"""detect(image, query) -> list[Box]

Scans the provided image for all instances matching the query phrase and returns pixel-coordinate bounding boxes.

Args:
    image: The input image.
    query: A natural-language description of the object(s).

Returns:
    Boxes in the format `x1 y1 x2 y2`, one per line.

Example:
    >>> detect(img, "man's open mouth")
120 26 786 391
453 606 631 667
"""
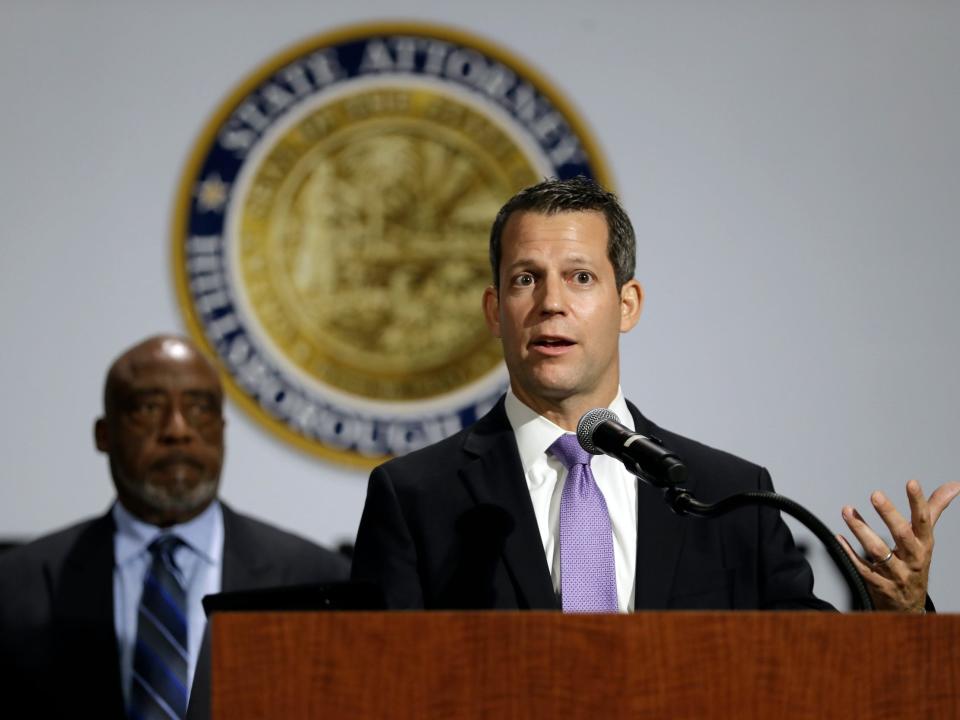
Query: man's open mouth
532 336 575 351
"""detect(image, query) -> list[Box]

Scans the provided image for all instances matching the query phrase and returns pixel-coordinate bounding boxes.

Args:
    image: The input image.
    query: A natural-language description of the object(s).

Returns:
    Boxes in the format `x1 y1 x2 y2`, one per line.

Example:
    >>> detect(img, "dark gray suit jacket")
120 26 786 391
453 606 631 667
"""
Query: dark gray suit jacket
352 397 833 611
0 502 349 718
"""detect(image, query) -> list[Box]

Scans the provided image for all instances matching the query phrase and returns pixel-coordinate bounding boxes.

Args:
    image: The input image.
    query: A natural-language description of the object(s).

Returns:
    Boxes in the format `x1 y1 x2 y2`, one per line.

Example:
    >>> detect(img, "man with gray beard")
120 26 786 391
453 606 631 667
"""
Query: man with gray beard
0 335 348 719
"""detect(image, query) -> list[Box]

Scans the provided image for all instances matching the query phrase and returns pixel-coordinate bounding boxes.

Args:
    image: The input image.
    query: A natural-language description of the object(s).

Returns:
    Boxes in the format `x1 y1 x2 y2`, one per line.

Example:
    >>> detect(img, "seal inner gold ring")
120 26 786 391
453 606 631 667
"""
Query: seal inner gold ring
238 85 539 400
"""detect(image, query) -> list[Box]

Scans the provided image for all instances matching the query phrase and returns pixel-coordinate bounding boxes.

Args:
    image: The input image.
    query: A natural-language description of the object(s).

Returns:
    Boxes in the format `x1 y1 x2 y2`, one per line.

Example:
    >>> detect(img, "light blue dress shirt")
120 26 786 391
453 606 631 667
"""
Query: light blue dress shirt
112 499 224 709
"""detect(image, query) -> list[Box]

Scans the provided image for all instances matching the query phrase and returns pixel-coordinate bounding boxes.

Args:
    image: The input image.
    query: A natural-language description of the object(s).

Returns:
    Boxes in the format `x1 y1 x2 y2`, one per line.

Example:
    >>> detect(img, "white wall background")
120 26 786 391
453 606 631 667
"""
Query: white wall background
2 1 958 610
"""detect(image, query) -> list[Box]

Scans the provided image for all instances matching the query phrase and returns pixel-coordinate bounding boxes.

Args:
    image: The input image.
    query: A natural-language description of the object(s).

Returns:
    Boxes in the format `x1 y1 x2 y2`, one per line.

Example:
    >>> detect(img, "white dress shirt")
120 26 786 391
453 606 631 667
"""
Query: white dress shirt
112 499 223 708
504 388 638 612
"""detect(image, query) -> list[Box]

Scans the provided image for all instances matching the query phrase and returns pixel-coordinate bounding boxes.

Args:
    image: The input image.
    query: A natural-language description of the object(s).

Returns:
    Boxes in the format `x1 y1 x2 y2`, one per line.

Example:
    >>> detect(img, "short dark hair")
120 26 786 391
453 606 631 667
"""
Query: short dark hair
488 176 636 289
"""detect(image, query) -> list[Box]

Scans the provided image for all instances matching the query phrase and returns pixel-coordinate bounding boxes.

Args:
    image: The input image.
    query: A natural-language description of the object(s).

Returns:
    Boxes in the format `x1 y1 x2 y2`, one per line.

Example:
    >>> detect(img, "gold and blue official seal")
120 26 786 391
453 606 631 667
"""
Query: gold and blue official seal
172 22 612 467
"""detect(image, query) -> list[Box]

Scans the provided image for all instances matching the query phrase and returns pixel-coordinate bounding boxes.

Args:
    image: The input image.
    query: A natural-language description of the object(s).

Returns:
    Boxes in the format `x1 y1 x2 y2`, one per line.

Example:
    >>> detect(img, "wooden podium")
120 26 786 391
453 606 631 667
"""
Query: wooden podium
210 611 959 718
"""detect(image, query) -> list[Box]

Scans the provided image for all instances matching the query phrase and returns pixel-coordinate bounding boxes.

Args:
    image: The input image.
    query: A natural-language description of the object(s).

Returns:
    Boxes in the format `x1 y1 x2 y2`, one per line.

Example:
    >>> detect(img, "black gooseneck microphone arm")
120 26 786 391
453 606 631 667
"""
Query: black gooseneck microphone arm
663 487 873 611
577 409 874 611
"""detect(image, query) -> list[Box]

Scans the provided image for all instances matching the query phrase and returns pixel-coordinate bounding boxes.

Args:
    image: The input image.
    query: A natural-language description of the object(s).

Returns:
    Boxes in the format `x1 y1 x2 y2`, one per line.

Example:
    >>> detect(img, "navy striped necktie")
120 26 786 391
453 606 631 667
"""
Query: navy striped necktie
130 534 189 720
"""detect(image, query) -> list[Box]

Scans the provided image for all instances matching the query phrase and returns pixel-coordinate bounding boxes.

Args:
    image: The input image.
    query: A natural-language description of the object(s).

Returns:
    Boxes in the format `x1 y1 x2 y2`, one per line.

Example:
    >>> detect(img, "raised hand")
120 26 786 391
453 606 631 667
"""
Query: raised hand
837 480 960 612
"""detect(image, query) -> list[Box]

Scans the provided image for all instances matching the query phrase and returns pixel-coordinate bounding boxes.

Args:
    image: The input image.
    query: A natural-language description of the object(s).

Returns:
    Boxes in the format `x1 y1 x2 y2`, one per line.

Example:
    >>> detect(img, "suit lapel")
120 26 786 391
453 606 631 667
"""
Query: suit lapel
220 504 271 591
628 403 691 610
459 400 558 609
51 511 125 717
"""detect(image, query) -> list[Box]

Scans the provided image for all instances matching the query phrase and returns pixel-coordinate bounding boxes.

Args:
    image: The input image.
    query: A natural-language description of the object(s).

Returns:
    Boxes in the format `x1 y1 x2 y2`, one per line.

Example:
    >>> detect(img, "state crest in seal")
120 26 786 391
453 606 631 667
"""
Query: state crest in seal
173 22 613 467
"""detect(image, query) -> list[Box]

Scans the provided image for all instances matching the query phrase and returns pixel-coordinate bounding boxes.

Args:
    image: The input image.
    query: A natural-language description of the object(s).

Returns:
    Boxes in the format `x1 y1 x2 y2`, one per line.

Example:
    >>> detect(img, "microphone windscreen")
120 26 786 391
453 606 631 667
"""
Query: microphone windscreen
576 407 620 454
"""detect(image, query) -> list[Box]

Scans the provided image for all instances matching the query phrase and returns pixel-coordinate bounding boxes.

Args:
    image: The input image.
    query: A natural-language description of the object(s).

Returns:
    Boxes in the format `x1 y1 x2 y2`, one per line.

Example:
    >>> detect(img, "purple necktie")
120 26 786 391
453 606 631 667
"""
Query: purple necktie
550 433 619 613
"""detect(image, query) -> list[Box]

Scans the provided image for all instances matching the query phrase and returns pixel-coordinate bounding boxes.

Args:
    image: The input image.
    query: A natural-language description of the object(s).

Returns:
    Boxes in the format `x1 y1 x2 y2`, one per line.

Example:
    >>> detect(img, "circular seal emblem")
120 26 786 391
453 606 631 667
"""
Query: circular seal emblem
173 22 612 467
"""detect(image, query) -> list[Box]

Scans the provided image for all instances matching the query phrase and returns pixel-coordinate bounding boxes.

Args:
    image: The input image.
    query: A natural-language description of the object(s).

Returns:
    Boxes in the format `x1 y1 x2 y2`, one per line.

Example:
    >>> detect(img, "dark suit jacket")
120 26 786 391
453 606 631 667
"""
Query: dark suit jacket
351 397 833 611
0 502 349 718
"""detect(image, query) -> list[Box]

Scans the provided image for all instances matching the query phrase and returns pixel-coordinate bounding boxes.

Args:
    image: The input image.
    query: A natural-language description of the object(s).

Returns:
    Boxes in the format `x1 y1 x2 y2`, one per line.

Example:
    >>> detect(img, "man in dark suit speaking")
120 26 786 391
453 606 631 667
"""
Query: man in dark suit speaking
352 177 957 613
0 335 348 719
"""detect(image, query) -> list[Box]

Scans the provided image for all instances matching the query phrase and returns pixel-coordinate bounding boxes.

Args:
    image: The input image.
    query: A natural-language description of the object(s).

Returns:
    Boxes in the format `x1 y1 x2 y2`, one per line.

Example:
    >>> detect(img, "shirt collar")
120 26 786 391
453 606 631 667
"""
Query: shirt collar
113 498 222 566
504 387 634 474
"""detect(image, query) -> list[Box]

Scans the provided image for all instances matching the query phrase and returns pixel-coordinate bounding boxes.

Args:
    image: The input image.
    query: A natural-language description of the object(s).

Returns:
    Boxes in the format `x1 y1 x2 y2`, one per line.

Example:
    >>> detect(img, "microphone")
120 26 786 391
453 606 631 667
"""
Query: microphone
576 408 687 487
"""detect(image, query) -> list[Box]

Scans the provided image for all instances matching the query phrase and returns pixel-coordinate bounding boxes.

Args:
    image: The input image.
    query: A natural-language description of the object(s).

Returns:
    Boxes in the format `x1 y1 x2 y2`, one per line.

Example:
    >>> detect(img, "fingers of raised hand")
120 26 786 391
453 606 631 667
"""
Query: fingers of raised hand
869 490 924 560
839 487 935 612
842 505 899 566
836 532 886 578
926 481 960 526
904 481 932 545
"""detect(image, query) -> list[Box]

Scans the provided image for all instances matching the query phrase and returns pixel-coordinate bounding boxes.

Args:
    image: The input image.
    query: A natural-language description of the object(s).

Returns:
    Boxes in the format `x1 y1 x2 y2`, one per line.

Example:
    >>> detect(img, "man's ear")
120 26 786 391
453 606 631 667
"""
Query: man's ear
619 279 644 333
482 286 501 338
94 418 109 453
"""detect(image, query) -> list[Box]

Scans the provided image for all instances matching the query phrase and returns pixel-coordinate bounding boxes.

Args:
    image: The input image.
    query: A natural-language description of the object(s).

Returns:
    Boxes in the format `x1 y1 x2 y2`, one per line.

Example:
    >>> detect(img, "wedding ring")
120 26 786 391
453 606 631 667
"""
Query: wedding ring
871 549 895 566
